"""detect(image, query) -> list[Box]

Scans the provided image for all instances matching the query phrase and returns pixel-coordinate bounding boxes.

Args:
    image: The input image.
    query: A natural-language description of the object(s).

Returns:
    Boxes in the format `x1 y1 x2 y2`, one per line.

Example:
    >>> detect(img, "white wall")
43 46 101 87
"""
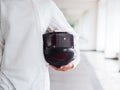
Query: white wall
54 0 98 24
74 8 97 50
54 0 120 58
54 0 98 50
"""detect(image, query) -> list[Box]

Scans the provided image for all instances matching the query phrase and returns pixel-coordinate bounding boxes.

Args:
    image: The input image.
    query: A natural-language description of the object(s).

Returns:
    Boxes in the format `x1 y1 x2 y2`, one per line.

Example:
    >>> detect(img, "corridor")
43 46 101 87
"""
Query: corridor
50 51 120 90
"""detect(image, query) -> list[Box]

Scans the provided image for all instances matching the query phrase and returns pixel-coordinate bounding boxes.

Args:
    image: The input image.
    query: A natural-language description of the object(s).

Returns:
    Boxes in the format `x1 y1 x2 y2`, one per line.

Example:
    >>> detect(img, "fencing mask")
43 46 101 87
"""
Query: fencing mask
43 32 74 67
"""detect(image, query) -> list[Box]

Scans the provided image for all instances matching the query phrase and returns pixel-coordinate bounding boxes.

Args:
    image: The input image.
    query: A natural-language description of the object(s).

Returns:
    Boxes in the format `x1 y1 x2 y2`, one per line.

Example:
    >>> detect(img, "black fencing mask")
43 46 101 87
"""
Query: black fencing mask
43 32 74 68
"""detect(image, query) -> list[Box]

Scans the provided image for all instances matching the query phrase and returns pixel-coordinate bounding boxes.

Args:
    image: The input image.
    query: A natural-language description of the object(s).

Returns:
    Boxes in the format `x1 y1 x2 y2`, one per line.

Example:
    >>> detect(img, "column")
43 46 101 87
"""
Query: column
96 0 107 51
105 0 120 58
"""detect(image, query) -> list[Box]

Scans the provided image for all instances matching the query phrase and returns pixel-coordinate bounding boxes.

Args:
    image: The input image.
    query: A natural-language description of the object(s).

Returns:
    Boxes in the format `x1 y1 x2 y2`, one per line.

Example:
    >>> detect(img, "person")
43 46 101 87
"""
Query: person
0 0 80 90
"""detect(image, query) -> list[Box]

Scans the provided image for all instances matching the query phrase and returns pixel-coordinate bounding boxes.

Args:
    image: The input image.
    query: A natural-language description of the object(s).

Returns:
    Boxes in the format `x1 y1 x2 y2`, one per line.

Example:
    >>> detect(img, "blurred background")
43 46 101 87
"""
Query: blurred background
50 0 120 90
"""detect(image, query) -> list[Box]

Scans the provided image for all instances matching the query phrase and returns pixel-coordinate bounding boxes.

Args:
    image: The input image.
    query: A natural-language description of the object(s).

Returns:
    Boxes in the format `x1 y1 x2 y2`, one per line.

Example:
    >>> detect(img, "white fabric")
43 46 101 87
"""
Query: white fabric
0 0 80 90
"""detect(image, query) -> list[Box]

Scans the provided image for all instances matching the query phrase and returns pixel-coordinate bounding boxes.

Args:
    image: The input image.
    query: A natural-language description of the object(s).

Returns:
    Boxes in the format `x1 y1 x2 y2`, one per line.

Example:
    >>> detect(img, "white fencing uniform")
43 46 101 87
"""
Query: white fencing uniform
0 0 80 90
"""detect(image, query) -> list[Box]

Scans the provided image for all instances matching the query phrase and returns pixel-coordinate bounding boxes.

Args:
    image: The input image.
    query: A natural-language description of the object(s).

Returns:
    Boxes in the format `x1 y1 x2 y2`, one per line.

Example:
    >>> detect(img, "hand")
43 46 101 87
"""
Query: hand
50 62 74 72
47 27 57 32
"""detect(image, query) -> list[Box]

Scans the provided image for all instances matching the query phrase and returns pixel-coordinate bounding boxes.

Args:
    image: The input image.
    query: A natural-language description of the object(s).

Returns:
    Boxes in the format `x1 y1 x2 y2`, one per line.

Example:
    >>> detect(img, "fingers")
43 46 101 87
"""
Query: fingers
47 27 58 32
47 28 54 32
50 62 74 72
60 63 74 71
50 65 63 71
50 65 58 70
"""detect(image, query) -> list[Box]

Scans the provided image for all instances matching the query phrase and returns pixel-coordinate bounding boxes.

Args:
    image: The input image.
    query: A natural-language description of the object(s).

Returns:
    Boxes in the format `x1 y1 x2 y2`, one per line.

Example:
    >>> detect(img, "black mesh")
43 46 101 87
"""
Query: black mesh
43 32 74 48
43 32 74 67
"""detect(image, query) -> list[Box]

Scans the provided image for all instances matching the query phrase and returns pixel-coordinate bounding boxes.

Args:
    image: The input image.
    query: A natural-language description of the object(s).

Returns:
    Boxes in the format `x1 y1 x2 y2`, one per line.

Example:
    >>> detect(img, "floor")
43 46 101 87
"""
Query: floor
84 51 120 90
49 51 120 90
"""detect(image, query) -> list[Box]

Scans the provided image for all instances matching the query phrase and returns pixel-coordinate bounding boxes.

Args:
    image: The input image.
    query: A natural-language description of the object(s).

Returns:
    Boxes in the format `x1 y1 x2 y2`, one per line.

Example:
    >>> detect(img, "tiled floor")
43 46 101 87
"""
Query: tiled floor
49 51 120 90
83 51 120 90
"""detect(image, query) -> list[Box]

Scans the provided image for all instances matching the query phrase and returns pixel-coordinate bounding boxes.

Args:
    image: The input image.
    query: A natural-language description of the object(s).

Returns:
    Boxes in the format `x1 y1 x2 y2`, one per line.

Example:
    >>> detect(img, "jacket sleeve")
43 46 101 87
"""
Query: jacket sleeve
49 1 80 68
0 30 4 66
0 7 4 66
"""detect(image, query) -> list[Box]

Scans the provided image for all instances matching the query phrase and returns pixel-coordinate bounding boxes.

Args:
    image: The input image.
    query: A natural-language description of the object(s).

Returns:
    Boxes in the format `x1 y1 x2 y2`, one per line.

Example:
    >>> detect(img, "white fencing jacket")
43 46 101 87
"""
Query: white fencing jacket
0 0 80 90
